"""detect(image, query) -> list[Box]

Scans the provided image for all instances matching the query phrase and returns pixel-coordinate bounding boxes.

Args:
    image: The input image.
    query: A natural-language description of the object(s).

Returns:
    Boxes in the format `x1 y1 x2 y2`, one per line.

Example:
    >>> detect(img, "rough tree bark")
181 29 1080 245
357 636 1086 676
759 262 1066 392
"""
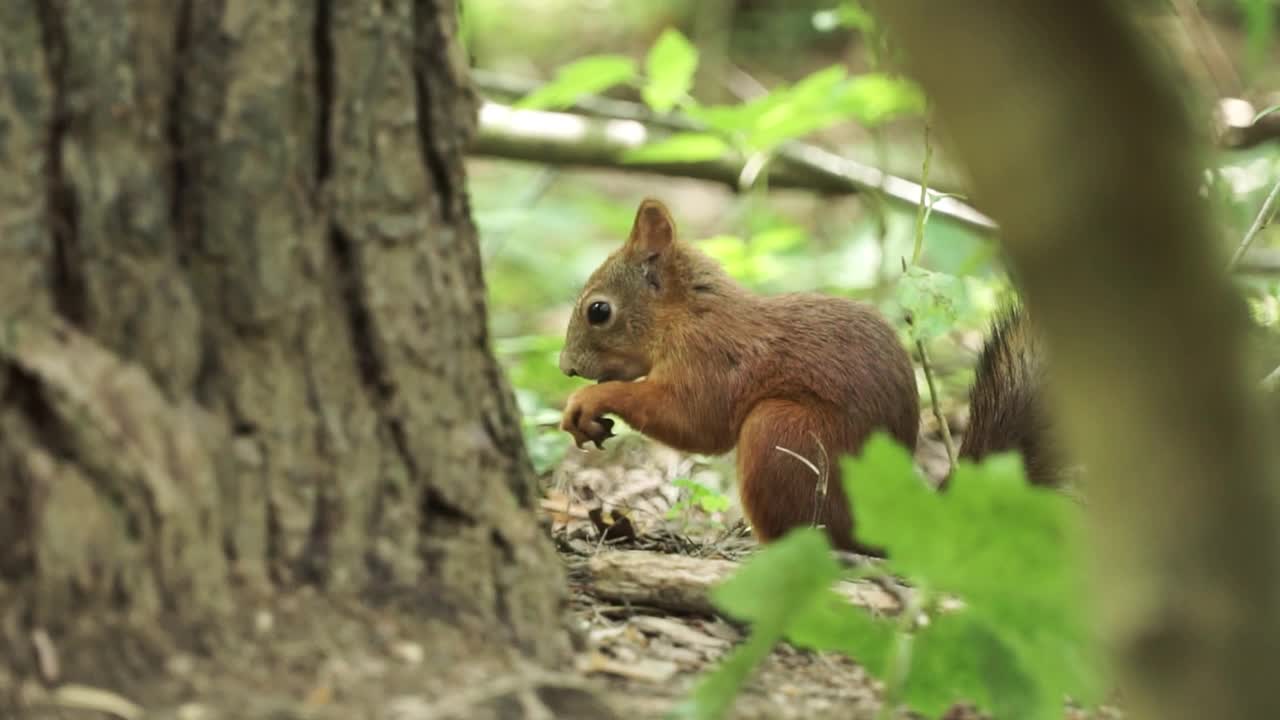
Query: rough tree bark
0 0 569 716
867 3 1280 720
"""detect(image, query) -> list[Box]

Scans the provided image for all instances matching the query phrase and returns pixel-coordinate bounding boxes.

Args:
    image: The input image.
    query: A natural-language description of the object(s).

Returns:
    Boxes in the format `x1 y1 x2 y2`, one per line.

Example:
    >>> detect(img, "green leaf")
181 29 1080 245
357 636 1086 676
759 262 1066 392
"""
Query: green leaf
745 67 850 150
695 232 794 286
903 613 1044 720
831 73 926 127
841 434 1106 717
1241 0 1276 70
783 588 896 676
643 28 699 112
672 630 776 720
515 55 637 110
671 478 731 514
839 435 945 564
683 529 839 718
697 492 730 513
621 133 730 164
711 527 839 621
686 98 776 137
895 266 969 342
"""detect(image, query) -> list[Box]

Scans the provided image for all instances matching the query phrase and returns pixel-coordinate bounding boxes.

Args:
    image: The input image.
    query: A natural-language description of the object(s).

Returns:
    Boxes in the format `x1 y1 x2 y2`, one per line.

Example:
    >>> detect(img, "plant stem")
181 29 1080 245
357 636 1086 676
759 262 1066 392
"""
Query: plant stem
1228 173 1280 272
918 335 959 470
875 588 926 720
910 117 934 266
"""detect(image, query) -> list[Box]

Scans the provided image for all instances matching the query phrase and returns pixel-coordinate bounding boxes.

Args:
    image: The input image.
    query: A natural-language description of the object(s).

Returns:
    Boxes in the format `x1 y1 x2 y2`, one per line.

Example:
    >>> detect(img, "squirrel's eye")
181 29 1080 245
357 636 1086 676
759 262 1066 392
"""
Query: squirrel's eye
587 301 611 325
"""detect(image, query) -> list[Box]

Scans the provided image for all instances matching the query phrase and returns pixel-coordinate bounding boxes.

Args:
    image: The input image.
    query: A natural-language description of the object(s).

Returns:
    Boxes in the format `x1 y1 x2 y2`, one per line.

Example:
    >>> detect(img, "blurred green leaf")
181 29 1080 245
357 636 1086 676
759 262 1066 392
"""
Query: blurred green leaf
685 97 776 138
832 73 926 127
842 434 1105 718
621 133 731 163
782 587 895 676
697 233 792 286
711 527 839 621
643 28 699 112
745 66 850 150
1241 0 1276 70
681 528 839 719
516 55 637 110
896 266 969 342
669 630 775 720
684 68 924 154
668 478 732 521
903 613 1041 719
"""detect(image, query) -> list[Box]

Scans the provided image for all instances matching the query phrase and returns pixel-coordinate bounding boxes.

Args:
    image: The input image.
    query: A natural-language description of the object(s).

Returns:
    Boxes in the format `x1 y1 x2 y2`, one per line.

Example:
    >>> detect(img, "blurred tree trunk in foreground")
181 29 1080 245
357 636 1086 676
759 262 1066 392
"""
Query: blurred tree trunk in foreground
0 0 567 715
868 3 1280 720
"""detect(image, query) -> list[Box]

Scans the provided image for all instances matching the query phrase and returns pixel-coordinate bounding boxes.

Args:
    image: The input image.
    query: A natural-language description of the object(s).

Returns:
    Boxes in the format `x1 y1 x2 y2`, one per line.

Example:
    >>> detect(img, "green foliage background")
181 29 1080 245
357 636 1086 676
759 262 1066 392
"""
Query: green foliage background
467 0 1280 473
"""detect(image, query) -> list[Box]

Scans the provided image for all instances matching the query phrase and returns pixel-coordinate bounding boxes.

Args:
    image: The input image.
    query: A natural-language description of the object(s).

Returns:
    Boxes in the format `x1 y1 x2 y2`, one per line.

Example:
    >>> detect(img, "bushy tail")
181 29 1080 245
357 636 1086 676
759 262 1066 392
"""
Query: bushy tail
956 307 1061 486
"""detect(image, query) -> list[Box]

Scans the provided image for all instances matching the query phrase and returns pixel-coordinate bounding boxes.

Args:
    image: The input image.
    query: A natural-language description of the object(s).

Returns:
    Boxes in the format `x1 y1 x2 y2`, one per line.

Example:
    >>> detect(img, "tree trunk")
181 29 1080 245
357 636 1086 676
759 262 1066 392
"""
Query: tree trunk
867 3 1280 720
0 0 568 715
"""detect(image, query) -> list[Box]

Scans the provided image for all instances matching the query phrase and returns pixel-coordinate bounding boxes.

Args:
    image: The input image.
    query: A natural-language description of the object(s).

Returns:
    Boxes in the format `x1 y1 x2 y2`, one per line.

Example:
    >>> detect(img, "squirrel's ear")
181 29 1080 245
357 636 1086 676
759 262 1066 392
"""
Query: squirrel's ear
626 198 676 259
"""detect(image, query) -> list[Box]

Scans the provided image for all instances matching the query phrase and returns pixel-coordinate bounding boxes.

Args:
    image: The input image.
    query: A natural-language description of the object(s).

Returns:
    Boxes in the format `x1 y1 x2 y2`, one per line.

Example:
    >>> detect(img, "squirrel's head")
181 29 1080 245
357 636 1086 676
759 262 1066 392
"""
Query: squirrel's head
559 198 683 383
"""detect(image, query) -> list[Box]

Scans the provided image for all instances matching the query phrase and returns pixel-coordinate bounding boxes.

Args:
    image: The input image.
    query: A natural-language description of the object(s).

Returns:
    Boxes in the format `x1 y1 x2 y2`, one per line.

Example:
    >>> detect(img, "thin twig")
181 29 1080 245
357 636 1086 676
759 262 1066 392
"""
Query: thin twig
1228 174 1280 272
775 444 827 528
900 268 956 476
916 334 958 470
910 117 933 266
810 432 832 527
774 445 822 477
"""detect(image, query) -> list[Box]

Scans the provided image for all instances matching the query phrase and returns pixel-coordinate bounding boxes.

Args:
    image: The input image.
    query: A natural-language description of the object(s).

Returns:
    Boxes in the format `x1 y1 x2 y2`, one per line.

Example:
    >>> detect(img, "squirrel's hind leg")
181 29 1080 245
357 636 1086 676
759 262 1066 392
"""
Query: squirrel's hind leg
735 399 883 556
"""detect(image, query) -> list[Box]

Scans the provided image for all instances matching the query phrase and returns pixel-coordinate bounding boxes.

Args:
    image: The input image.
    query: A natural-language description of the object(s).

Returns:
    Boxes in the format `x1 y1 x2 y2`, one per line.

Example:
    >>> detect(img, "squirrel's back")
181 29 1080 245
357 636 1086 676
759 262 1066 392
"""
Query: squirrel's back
736 292 920 446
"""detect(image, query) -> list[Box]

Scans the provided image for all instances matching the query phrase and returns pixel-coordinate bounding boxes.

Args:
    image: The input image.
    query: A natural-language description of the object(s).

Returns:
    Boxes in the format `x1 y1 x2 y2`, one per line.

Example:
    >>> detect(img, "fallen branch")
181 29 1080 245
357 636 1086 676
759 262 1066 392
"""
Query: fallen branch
577 549 906 617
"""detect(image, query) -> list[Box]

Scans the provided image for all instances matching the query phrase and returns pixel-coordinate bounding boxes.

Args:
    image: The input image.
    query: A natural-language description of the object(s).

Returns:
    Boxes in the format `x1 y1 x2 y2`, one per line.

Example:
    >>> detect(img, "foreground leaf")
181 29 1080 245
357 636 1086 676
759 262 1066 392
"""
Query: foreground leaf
842 434 1105 717
684 529 838 718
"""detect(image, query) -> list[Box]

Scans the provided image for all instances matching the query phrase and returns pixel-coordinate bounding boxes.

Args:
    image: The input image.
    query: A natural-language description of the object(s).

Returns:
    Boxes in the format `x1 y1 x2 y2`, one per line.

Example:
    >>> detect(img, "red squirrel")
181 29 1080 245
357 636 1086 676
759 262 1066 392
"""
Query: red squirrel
558 198 1058 554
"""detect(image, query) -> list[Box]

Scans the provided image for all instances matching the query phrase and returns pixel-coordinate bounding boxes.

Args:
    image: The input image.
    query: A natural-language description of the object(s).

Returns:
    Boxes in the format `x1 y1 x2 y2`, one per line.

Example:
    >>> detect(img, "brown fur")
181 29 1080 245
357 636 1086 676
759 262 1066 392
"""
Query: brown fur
559 199 919 554
559 199 1058 553
955 307 1059 486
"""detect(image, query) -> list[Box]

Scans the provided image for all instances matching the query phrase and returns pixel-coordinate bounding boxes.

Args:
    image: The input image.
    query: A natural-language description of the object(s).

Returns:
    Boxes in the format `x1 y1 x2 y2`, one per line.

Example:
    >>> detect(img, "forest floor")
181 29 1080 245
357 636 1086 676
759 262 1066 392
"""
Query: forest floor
11 425 1120 720
542 428 1117 720
540 431 893 719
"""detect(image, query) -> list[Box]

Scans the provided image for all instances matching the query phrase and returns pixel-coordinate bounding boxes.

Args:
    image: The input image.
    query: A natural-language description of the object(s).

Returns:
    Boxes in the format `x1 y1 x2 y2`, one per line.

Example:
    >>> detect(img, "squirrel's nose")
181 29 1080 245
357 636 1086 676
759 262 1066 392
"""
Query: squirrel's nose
558 352 578 377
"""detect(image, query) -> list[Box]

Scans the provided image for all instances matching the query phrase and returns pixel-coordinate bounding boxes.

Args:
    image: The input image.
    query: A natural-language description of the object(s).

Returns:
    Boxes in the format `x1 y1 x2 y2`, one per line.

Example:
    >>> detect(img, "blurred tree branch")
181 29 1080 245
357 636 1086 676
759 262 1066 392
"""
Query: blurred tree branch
865 3 1280 720
469 72 993 232
468 71 1280 275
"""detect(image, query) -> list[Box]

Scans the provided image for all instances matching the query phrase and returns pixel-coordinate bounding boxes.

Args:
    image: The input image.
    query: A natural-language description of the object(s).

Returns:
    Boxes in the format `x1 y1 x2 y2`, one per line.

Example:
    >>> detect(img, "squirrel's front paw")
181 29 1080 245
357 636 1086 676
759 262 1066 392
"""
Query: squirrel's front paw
561 387 617 449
